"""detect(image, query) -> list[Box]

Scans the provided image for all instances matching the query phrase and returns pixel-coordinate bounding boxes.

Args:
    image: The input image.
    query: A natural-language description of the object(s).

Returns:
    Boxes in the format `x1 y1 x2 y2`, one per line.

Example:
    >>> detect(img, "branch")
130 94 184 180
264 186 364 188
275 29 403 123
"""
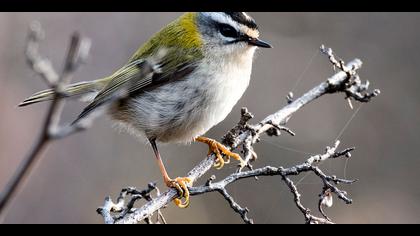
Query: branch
0 22 92 219
97 183 167 224
98 46 380 224
99 141 355 224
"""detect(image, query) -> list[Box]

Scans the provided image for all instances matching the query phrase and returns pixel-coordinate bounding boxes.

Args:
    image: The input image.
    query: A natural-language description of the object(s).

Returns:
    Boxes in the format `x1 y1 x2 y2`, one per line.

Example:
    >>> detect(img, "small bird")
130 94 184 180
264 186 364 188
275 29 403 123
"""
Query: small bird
19 12 272 207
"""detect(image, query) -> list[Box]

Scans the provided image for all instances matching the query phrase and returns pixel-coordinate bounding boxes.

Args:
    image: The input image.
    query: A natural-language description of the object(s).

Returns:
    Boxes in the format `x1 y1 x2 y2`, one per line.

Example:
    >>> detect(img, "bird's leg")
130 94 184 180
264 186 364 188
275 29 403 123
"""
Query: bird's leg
194 136 246 169
149 139 191 208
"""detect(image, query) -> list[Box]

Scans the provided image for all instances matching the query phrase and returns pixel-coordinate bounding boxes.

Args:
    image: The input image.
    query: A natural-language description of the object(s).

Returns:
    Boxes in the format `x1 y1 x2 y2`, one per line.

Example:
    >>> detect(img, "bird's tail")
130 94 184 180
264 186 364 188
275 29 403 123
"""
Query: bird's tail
18 78 109 107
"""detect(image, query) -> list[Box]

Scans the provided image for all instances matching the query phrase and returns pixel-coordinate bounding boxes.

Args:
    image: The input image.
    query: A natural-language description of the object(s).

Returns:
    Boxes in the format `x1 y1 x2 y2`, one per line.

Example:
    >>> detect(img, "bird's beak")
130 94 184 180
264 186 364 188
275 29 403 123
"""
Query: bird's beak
247 38 273 48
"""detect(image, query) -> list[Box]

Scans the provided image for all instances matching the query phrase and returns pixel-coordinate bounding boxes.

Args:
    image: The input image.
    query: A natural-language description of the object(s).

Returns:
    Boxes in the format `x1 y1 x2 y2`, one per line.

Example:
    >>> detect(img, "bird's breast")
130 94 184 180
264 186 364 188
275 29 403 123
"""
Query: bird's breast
114 54 254 144
162 56 253 142
200 58 253 126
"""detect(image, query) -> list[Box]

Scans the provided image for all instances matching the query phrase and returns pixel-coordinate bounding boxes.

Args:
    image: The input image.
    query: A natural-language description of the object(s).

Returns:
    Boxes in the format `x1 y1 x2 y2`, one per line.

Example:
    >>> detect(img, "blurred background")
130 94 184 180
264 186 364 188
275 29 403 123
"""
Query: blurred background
0 12 419 224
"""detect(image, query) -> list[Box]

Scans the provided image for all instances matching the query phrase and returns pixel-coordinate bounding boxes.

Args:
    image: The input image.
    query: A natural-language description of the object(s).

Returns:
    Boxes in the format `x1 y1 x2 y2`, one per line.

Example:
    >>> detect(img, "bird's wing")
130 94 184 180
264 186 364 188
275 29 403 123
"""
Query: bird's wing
73 47 203 124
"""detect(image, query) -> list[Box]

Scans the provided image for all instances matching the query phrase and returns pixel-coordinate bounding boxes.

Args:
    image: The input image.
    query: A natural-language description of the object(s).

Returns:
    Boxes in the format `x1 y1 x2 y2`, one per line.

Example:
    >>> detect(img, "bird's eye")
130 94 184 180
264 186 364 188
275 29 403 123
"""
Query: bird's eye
218 24 238 38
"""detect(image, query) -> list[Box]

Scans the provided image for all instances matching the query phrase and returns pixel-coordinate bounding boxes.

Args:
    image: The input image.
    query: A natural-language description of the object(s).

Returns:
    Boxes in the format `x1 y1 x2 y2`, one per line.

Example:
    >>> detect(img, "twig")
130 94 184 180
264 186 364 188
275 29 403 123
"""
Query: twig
96 182 167 224
190 141 355 224
100 140 355 224
0 22 91 219
98 46 380 224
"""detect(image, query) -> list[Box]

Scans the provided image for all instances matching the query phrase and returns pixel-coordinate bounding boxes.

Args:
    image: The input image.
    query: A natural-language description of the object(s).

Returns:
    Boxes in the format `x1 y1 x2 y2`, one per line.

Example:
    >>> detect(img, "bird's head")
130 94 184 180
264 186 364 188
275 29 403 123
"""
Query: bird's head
195 12 272 57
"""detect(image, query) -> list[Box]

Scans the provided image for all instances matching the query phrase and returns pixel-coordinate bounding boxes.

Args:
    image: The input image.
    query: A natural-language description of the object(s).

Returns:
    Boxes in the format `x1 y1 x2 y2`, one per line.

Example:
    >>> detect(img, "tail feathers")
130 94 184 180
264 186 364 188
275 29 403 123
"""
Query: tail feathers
19 79 108 107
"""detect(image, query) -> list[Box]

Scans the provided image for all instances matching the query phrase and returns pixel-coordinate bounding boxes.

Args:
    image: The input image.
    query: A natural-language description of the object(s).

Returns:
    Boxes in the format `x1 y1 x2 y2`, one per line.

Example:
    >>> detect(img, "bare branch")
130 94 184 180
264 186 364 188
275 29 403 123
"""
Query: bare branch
320 45 381 108
98 46 379 224
96 183 162 224
0 22 92 219
100 139 356 224
25 21 59 87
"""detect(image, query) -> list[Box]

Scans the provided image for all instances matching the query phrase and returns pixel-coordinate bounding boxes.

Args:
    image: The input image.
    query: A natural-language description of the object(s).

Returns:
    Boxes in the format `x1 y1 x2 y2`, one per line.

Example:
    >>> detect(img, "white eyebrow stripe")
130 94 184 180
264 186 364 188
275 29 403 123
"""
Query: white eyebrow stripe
202 12 242 32
242 12 251 20
201 12 260 39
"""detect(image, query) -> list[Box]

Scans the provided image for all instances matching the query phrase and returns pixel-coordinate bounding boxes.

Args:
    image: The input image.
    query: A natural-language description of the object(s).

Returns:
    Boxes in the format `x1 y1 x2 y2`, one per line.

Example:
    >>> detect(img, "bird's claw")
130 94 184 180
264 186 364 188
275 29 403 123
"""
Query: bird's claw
166 177 192 208
197 137 245 170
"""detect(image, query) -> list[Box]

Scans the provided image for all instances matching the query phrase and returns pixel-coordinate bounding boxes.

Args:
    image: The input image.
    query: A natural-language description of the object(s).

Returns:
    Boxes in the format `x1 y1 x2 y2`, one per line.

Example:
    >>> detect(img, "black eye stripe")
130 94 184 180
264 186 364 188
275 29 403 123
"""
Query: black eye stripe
217 23 239 38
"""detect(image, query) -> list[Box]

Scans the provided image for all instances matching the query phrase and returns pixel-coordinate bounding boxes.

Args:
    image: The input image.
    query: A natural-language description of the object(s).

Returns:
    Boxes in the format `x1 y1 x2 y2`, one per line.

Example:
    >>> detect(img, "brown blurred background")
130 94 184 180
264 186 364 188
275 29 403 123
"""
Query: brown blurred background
0 12 419 224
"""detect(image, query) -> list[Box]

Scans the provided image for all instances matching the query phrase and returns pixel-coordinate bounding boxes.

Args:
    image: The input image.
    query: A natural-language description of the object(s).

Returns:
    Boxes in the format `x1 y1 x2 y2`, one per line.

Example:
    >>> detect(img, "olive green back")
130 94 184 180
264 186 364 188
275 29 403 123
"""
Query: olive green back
73 12 205 123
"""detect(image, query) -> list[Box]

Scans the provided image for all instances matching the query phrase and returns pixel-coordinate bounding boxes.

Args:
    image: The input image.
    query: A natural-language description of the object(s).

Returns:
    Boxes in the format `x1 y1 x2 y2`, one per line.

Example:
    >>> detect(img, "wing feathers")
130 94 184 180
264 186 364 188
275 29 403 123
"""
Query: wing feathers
72 47 202 125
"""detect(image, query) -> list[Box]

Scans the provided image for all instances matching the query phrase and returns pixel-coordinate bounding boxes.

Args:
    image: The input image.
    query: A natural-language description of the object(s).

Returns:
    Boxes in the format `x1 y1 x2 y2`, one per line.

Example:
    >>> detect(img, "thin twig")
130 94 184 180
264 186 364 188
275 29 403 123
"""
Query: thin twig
0 22 91 219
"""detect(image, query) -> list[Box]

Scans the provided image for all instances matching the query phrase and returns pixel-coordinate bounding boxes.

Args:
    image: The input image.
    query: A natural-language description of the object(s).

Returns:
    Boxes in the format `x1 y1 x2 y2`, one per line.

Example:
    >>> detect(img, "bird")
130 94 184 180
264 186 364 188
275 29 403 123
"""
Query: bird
19 12 272 208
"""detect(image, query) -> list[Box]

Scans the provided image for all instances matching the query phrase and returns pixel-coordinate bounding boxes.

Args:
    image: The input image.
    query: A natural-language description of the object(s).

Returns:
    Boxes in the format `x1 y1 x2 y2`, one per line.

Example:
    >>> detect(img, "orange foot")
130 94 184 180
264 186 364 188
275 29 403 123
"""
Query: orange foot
165 177 192 208
195 136 246 170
